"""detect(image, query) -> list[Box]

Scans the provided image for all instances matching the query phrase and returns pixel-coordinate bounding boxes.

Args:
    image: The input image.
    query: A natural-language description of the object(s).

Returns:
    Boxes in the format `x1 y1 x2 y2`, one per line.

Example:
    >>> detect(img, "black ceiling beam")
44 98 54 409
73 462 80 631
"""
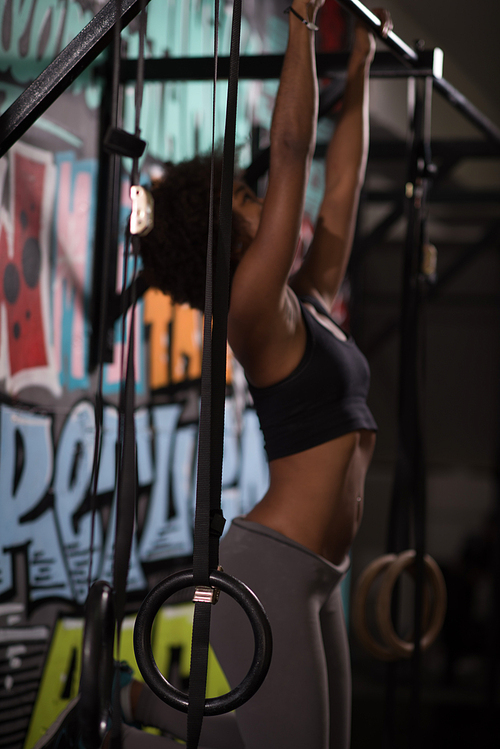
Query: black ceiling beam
366 139 500 160
364 189 500 204
0 0 152 157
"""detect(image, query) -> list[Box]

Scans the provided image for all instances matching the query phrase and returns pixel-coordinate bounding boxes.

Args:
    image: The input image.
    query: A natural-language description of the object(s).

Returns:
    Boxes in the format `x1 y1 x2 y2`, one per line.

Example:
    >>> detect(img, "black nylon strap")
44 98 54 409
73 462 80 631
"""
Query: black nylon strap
87 0 125 596
113 0 146 651
109 2 128 746
111 2 147 747
187 1 241 747
384 76 433 749
113 283 138 631
185 3 220 741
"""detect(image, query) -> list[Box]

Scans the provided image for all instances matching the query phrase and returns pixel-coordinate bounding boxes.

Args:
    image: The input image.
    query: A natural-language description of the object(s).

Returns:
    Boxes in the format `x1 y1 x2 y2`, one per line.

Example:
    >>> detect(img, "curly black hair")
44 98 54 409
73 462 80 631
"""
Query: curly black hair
140 154 250 311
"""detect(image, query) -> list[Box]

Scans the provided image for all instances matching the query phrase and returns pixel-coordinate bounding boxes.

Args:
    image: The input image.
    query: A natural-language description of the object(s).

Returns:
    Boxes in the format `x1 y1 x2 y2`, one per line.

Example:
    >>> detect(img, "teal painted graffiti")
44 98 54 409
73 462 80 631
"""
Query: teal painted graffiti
0 0 277 161
0 404 74 601
53 152 97 392
121 0 269 164
0 0 93 83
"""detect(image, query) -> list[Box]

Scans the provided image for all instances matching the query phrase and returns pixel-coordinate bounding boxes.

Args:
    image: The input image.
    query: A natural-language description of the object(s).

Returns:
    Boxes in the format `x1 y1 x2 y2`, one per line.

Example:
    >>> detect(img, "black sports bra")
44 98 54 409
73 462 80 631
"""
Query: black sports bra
247 294 377 461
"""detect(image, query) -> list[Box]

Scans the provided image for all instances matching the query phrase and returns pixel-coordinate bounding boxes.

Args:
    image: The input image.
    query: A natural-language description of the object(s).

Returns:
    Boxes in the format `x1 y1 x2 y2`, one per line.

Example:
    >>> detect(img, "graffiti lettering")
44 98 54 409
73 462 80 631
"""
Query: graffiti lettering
52 401 101 604
142 288 235 391
0 397 268 606
0 404 72 601
139 403 192 561
0 143 59 395
143 290 205 390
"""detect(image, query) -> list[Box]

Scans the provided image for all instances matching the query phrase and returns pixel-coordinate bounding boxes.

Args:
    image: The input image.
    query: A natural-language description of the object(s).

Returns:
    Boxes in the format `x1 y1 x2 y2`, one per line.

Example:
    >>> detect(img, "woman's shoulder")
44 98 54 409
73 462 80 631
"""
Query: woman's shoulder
229 285 308 389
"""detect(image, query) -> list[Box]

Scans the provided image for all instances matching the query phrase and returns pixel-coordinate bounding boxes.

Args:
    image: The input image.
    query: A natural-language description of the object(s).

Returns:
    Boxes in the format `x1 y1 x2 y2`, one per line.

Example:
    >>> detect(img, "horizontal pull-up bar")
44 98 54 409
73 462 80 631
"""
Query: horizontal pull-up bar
335 0 418 66
335 0 500 144
0 0 152 157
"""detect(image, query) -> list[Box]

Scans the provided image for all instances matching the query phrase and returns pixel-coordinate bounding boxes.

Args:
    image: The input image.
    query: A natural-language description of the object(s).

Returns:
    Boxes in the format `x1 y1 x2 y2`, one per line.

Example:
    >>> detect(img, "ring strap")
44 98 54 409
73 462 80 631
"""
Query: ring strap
187 2 242 747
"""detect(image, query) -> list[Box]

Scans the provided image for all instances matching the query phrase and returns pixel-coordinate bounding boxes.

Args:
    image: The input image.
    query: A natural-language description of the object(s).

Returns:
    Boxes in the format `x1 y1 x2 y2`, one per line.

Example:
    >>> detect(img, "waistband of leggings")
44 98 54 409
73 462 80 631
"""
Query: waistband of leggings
229 517 351 576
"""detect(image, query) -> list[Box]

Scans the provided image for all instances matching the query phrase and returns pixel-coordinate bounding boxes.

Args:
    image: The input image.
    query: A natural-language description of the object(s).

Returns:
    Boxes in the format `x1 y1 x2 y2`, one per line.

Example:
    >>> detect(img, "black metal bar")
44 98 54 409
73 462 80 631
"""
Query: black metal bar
434 77 500 144
117 53 500 146
115 51 435 83
88 62 122 369
0 0 152 157
488 360 500 730
383 73 434 749
368 139 500 160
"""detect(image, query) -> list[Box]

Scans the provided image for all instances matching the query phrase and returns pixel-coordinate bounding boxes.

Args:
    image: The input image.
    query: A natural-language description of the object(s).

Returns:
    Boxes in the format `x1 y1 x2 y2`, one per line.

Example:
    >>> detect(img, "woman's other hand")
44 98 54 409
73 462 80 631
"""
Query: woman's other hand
352 8 393 64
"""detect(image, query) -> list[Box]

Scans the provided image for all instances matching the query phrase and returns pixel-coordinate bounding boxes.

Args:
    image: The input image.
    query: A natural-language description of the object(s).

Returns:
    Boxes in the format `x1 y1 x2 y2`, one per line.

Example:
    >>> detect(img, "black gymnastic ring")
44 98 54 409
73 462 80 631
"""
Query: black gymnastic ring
133 569 273 716
79 581 115 749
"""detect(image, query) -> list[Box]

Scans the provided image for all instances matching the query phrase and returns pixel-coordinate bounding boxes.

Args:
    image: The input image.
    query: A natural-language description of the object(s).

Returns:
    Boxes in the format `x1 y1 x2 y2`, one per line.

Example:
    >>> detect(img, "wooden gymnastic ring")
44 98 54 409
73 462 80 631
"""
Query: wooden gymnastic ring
376 550 447 659
352 553 433 661
352 555 399 661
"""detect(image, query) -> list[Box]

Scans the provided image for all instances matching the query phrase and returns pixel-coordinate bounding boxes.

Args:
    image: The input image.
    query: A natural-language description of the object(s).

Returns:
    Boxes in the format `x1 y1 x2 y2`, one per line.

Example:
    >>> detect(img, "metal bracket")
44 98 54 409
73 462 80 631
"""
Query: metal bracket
130 186 154 236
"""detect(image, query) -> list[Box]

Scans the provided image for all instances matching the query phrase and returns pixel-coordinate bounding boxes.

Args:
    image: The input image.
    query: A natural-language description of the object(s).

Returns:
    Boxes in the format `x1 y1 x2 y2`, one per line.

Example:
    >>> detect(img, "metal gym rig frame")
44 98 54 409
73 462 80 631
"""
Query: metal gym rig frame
1 1 499 747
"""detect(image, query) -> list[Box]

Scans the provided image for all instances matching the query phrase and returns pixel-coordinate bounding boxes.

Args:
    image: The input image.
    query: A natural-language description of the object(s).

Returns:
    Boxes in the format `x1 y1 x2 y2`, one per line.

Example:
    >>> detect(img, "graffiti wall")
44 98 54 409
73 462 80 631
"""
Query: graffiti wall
0 137 269 747
0 1 348 746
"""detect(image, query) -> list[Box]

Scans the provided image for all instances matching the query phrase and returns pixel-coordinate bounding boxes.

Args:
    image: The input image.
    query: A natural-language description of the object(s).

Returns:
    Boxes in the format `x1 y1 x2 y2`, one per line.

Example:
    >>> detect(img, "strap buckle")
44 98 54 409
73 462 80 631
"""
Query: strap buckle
193 566 224 605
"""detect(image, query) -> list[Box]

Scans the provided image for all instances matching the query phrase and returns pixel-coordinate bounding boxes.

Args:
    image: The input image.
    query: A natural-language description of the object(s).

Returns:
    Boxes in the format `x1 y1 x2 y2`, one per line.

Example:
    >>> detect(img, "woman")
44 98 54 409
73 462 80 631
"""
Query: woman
128 2 390 747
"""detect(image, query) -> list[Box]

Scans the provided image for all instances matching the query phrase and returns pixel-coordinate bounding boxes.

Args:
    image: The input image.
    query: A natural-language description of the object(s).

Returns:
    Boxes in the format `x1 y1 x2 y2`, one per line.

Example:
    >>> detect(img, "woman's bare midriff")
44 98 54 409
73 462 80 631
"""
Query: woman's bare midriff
245 429 376 564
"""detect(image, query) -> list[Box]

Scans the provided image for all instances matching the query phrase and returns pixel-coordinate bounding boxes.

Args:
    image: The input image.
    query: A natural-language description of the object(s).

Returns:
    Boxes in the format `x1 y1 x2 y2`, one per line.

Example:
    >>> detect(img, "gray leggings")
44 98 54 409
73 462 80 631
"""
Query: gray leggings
128 518 351 749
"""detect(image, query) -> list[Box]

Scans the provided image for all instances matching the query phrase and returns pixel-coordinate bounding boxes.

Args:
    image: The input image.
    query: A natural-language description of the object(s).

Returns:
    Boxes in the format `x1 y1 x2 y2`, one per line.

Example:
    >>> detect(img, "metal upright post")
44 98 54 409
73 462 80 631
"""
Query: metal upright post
384 61 434 748
488 320 500 739
89 6 124 370
89 59 122 368
407 72 433 749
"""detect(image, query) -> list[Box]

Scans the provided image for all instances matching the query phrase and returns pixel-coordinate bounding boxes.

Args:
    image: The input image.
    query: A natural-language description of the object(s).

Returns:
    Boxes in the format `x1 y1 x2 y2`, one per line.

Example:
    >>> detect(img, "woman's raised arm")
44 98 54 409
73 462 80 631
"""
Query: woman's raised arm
292 10 391 310
229 1 324 364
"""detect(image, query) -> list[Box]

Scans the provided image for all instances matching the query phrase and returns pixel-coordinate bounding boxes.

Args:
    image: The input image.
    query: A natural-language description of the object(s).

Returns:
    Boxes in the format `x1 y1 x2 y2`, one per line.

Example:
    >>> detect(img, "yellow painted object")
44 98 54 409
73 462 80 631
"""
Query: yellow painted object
25 603 230 748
